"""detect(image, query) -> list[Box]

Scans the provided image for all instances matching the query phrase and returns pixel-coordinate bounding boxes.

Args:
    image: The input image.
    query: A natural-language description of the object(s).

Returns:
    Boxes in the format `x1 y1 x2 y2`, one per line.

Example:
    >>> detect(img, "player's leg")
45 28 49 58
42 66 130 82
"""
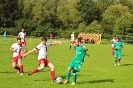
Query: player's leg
18 58 24 75
114 58 117 66
73 43 76 49
28 63 45 76
70 69 77 85
12 62 20 70
70 63 81 85
64 60 75 84
12 57 20 71
112 48 114 56
114 51 118 66
117 51 122 66
22 42 27 53
47 62 55 81
70 41 72 49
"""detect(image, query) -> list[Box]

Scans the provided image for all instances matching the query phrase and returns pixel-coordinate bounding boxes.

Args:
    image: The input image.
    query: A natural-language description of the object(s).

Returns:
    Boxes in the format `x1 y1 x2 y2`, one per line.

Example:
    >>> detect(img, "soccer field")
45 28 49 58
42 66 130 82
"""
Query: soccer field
0 37 133 88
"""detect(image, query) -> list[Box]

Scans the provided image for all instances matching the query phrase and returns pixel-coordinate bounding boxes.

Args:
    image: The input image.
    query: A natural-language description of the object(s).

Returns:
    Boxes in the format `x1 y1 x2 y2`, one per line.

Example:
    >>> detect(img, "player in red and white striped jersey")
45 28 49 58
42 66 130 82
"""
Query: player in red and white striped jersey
23 37 61 81
18 28 27 53
10 37 24 75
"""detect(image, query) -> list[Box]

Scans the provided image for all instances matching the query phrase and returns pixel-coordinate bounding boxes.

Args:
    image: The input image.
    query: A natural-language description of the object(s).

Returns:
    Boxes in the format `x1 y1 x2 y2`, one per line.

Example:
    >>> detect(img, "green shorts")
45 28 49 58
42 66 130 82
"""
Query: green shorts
114 51 122 59
69 60 82 72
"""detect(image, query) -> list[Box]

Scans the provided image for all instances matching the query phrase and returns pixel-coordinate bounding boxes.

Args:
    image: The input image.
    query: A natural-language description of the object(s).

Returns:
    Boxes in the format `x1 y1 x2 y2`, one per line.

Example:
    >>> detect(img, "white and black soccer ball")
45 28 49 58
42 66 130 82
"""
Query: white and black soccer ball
56 77 62 84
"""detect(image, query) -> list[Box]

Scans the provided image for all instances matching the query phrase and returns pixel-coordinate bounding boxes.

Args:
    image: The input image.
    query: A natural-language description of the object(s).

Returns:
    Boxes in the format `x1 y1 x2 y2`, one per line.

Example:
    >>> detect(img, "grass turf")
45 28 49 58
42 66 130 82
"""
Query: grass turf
0 37 133 88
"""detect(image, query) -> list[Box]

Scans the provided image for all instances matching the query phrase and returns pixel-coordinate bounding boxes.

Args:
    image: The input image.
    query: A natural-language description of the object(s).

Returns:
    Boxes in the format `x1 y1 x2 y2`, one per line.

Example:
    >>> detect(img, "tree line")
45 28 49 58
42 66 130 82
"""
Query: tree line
0 0 133 39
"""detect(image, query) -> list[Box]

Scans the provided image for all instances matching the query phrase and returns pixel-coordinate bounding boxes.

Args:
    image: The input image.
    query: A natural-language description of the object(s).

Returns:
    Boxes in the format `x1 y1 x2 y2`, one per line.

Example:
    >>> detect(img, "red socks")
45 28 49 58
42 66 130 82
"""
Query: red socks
19 65 23 73
51 71 55 80
31 68 39 74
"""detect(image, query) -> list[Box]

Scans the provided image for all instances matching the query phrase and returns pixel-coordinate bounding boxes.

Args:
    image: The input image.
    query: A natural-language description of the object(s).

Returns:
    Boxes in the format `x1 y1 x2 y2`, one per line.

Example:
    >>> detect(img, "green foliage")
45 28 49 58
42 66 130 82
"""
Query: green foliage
1 0 133 39
102 4 133 36
85 20 102 33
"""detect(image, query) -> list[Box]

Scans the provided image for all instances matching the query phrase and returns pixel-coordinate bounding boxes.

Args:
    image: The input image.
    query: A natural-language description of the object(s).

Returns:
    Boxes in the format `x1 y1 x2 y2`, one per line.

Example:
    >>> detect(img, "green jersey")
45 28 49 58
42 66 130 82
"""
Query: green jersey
73 44 86 63
114 41 123 51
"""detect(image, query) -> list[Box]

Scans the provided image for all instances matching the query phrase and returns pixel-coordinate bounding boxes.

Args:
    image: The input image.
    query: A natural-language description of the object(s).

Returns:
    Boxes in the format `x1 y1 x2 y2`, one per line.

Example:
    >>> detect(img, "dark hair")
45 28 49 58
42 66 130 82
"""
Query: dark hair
41 36 47 41
77 37 82 43
17 37 21 41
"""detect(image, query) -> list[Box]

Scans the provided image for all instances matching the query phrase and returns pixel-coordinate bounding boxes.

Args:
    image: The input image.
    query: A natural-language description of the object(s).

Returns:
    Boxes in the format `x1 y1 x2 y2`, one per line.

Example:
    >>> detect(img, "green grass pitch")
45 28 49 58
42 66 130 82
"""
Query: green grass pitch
0 37 133 88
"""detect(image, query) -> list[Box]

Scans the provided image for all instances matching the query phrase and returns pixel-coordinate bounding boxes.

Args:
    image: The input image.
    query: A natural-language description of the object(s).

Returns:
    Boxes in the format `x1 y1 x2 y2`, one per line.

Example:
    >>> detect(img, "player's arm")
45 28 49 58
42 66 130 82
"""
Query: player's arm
10 47 17 52
23 48 36 57
80 45 88 51
120 43 123 49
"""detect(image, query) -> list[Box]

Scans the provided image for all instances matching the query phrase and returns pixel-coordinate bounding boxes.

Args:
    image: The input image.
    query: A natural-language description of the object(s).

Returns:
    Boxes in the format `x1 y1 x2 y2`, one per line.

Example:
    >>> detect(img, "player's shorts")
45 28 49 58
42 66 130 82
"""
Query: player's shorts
114 51 122 59
69 60 82 72
38 59 50 67
12 55 22 63
21 41 26 48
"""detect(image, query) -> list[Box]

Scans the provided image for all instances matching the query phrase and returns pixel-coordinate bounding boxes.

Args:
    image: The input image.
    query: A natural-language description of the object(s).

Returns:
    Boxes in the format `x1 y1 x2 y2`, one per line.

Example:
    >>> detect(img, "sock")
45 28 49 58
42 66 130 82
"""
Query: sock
31 68 39 74
51 71 55 80
73 73 77 83
118 59 121 63
19 65 23 73
112 48 114 55
14 66 20 70
66 71 71 80
114 61 117 65
70 46 72 49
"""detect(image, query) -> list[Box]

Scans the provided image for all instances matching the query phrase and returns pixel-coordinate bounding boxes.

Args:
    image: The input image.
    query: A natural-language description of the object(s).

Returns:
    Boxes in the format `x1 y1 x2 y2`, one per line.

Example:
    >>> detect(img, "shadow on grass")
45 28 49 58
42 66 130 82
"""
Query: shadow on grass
78 79 115 84
0 71 15 74
122 55 128 56
121 64 133 66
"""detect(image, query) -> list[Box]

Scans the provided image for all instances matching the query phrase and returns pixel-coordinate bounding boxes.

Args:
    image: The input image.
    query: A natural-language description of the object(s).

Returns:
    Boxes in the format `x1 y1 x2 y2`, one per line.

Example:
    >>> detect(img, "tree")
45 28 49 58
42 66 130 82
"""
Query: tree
85 20 102 33
80 0 100 25
0 0 22 27
102 4 132 36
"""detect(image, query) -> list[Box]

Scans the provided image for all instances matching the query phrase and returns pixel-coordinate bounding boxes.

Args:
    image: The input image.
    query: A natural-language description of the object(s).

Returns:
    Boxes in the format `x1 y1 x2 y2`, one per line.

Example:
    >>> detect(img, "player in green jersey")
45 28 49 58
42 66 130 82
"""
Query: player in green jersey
64 38 88 85
3 31 7 43
114 37 123 66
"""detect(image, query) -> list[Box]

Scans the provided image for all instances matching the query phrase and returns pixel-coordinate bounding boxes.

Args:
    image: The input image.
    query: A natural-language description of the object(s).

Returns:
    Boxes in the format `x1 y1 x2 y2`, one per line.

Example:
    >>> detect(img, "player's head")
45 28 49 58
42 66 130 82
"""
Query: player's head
114 36 117 39
22 28 24 32
17 37 21 44
41 36 47 44
115 37 119 42
75 38 82 46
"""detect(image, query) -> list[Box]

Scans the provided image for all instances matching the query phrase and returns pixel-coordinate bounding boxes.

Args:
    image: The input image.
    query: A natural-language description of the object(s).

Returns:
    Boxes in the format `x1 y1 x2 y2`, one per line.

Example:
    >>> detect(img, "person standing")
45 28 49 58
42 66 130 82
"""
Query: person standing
70 31 75 49
10 37 24 75
18 28 27 53
64 38 88 85
23 37 61 81
3 31 7 43
49 33 53 43
114 37 123 66
111 36 116 56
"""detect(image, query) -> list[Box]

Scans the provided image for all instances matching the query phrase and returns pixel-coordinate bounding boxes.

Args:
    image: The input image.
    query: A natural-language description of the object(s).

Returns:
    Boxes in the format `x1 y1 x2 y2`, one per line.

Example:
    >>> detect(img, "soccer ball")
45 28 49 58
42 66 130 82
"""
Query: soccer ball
56 77 62 84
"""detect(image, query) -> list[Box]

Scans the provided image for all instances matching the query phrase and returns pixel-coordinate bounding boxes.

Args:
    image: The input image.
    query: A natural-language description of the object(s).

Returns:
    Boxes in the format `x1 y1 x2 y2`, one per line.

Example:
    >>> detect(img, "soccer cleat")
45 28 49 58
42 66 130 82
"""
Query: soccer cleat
117 63 120 66
63 80 69 84
70 82 76 85
114 64 117 66
27 72 32 76
20 73 24 76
